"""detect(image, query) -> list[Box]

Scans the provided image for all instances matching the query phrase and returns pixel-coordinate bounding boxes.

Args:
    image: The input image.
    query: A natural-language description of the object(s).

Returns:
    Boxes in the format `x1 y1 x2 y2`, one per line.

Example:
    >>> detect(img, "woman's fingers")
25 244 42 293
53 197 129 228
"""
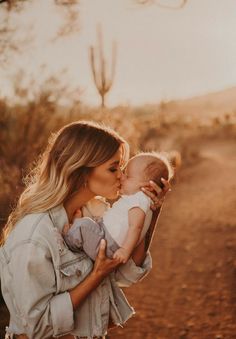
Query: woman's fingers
141 187 159 201
97 239 106 259
94 239 121 277
141 178 172 211
149 180 163 194
161 178 171 194
150 197 165 211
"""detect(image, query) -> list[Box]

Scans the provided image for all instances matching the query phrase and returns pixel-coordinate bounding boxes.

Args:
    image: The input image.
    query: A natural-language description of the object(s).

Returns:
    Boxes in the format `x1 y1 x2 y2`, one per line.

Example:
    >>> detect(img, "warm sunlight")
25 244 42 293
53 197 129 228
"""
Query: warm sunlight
1 0 236 106
1 2 236 338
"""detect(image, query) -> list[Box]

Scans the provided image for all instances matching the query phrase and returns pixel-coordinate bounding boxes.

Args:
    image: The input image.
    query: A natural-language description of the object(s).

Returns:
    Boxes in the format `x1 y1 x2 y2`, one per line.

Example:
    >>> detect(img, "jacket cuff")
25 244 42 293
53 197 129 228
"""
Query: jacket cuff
50 292 74 336
116 251 152 287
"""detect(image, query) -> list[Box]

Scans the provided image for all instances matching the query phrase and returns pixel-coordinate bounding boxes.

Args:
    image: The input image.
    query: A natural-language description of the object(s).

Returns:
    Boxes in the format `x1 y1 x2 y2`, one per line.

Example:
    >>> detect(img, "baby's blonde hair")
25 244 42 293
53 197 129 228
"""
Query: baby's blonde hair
133 152 173 188
1 120 129 245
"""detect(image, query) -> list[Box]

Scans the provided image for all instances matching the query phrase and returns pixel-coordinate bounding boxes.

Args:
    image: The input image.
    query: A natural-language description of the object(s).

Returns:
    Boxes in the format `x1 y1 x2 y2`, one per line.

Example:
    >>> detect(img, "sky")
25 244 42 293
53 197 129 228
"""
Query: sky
1 0 236 106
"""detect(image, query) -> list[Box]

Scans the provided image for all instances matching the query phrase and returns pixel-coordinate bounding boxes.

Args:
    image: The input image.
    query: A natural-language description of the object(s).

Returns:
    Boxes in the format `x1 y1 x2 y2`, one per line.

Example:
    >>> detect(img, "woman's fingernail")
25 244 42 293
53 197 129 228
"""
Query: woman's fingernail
149 180 154 184
141 187 146 191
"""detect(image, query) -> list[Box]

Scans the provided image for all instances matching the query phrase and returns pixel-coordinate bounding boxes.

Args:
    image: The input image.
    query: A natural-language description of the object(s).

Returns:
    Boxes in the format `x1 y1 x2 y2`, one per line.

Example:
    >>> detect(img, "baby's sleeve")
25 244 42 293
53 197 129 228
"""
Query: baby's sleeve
126 191 151 214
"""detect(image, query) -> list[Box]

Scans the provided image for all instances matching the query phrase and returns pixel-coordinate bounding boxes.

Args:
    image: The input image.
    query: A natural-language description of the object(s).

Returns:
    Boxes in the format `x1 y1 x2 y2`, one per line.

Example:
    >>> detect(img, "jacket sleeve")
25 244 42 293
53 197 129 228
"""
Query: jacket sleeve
9 241 74 339
114 251 152 287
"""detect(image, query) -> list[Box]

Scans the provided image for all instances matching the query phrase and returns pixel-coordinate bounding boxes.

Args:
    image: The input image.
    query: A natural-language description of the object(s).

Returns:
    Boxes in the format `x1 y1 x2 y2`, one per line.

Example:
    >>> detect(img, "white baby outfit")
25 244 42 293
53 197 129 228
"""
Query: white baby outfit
64 191 153 262
103 191 153 247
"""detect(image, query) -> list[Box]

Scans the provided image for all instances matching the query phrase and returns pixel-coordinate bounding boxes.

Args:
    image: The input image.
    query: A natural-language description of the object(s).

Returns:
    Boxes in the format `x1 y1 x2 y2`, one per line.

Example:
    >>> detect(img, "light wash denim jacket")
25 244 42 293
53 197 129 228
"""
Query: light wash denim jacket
0 204 152 339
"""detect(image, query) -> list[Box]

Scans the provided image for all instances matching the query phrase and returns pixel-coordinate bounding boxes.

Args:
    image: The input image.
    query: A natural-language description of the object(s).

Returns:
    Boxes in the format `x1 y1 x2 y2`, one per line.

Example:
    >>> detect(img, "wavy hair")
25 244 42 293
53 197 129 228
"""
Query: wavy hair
1 120 129 245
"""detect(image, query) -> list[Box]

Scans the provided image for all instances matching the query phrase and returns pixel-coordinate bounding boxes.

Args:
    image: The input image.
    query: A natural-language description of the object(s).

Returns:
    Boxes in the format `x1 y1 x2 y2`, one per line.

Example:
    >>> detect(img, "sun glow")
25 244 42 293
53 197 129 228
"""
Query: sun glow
1 0 236 106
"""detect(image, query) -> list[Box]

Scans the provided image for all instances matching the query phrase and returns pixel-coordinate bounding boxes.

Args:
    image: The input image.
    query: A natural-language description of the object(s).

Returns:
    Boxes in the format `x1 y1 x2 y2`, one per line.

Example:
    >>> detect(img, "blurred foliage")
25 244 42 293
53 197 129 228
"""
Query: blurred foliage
0 0 81 67
134 0 188 9
0 96 64 225
1 79 235 230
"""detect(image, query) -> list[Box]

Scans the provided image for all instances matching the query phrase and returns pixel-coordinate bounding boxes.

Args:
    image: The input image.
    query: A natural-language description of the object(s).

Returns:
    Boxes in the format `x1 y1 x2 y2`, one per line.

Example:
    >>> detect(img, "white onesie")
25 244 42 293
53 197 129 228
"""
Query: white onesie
103 191 153 246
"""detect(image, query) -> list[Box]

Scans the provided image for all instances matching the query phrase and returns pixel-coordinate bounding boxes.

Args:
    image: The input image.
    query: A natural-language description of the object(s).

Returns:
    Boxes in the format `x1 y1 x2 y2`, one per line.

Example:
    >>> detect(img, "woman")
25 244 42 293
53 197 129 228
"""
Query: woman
0 121 170 339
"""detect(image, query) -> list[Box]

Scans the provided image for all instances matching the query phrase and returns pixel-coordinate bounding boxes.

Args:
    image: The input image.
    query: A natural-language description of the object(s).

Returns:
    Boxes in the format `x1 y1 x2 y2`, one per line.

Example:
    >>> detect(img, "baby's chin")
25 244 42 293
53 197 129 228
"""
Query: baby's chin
119 187 126 195
120 187 135 195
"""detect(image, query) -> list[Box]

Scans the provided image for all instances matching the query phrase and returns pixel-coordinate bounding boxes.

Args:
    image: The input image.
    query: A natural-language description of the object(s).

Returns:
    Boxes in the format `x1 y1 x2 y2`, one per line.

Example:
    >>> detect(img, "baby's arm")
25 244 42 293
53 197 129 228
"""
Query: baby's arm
113 207 145 264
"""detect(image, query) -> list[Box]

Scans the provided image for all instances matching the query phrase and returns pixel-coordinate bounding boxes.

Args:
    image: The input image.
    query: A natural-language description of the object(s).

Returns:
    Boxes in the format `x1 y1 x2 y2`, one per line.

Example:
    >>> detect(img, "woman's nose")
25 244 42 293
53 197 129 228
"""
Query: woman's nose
120 171 126 181
117 167 123 179
116 167 125 180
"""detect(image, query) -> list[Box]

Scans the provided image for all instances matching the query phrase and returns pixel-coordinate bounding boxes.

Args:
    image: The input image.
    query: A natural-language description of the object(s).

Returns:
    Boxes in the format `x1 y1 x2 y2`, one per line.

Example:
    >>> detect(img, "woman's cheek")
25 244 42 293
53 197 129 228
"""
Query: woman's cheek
88 178 114 197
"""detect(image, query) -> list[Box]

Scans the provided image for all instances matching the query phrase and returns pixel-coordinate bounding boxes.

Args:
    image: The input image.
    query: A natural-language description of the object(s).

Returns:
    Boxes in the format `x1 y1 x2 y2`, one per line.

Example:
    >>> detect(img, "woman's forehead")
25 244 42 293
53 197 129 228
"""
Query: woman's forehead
107 148 122 165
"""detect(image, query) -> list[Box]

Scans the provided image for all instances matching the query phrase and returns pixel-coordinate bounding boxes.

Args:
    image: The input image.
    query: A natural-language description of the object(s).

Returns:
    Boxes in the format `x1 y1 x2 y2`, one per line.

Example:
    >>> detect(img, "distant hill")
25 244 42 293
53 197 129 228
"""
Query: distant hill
162 86 236 121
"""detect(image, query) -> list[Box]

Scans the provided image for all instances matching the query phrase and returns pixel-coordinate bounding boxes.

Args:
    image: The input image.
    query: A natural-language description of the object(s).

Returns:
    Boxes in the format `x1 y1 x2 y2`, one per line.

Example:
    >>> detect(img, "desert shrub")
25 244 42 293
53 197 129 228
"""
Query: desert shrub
1 94 235 230
0 95 71 227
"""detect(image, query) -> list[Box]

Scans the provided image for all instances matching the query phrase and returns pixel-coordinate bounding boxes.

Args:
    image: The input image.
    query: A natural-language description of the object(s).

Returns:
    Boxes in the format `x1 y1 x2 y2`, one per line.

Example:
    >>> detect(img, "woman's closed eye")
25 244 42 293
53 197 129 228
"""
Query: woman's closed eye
109 167 118 173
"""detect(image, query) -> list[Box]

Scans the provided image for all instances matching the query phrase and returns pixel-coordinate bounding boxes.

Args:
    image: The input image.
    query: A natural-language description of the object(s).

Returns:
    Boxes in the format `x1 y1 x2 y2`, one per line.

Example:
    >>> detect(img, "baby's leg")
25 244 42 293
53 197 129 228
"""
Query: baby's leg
64 217 119 261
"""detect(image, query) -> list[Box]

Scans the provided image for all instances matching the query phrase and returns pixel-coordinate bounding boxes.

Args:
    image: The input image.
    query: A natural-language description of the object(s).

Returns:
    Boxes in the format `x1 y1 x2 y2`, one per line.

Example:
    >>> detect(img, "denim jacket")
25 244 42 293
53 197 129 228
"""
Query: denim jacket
0 204 152 339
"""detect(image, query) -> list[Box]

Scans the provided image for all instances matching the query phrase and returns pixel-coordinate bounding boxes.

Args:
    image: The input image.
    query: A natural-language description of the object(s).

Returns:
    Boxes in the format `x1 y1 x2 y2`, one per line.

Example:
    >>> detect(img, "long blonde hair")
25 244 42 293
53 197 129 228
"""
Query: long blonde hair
1 120 129 245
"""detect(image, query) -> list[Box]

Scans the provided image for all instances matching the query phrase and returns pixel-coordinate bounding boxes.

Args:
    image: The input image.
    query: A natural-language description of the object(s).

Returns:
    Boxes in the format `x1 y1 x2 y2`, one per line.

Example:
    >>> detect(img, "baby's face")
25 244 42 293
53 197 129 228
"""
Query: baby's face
120 158 146 195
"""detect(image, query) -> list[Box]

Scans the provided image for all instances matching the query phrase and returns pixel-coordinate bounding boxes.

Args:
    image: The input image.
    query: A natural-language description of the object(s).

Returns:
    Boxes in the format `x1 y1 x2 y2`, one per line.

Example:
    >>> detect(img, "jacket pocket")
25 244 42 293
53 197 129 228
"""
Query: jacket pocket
59 253 93 292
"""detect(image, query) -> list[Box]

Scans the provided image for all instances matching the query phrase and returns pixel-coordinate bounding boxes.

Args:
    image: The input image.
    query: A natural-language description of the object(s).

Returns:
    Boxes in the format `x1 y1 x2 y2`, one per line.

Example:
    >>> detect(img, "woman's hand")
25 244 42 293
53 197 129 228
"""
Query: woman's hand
69 239 121 310
92 239 121 280
141 178 171 211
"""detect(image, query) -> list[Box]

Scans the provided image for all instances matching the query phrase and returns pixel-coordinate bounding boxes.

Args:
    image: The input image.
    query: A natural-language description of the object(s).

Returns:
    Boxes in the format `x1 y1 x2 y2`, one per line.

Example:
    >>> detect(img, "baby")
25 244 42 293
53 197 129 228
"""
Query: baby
63 152 173 263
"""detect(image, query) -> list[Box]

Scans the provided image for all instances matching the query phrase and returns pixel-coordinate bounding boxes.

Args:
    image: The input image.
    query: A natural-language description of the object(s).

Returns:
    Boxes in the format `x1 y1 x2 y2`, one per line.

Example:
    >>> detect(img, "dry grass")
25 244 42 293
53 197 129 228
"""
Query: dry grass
0 85 236 338
1 93 235 229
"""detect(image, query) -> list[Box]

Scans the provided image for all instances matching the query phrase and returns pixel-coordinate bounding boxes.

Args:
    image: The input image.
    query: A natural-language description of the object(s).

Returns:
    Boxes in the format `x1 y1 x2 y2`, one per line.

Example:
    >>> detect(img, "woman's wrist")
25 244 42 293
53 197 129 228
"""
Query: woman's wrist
145 207 161 250
131 239 146 266
90 267 106 282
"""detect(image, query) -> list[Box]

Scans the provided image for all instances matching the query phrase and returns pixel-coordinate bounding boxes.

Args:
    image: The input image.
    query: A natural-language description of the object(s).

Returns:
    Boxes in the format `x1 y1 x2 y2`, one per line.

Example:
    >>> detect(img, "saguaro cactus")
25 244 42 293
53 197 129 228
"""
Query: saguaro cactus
89 25 117 108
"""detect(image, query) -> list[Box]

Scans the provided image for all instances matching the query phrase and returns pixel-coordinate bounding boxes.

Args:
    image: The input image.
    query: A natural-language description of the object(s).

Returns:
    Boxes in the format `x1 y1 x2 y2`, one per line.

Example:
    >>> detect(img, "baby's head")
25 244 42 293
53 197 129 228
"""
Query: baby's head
120 152 173 195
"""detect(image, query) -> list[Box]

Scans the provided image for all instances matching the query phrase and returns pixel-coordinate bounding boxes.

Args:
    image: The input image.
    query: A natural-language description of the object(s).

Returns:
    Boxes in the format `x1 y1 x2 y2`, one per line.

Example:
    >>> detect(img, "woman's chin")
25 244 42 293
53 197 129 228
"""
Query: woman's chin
106 190 120 200
119 188 124 195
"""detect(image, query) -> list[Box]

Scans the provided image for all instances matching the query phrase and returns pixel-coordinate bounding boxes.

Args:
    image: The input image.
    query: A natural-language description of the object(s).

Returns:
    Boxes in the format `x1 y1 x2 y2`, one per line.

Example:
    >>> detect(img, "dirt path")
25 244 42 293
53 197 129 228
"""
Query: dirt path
111 137 236 339
0 137 235 339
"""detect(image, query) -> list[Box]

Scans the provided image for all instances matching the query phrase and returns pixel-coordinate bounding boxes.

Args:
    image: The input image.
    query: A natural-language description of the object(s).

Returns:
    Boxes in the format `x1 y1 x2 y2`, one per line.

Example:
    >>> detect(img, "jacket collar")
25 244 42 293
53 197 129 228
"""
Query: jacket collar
48 204 69 232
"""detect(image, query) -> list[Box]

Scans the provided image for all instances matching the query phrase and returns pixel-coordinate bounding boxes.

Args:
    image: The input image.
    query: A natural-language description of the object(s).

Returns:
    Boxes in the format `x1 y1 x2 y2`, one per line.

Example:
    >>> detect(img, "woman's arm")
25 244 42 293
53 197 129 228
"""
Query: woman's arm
113 208 160 287
132 178 171 265
131 206 161 266
114 179 171 286
9 239 119 338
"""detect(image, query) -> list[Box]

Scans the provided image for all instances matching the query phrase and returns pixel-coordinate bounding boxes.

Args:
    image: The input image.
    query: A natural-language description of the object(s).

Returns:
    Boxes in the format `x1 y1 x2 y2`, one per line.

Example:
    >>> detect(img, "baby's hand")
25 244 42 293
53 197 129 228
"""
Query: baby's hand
62 209 82 236
73 208 82 219
113 248 130 264
62 223 70 236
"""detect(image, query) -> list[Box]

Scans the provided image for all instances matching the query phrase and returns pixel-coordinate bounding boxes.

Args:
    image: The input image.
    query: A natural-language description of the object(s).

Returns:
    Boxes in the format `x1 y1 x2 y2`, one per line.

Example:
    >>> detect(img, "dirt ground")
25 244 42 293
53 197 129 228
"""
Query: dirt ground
110 136 236 339
1 136 236 339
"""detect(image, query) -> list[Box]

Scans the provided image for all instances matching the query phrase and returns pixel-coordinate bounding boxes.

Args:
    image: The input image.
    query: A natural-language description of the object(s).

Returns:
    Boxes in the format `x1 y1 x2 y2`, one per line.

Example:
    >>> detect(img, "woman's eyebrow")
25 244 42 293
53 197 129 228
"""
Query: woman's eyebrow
109 160 120 166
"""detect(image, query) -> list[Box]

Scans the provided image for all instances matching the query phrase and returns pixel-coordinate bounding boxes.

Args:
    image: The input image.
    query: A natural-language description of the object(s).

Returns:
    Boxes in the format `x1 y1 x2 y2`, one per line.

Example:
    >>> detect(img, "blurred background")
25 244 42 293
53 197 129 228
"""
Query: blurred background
0 0 236 338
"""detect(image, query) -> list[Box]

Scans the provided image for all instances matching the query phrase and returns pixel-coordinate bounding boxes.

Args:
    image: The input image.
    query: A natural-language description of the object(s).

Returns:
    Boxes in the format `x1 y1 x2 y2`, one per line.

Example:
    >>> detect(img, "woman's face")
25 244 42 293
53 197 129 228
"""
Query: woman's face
87 148 124 200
